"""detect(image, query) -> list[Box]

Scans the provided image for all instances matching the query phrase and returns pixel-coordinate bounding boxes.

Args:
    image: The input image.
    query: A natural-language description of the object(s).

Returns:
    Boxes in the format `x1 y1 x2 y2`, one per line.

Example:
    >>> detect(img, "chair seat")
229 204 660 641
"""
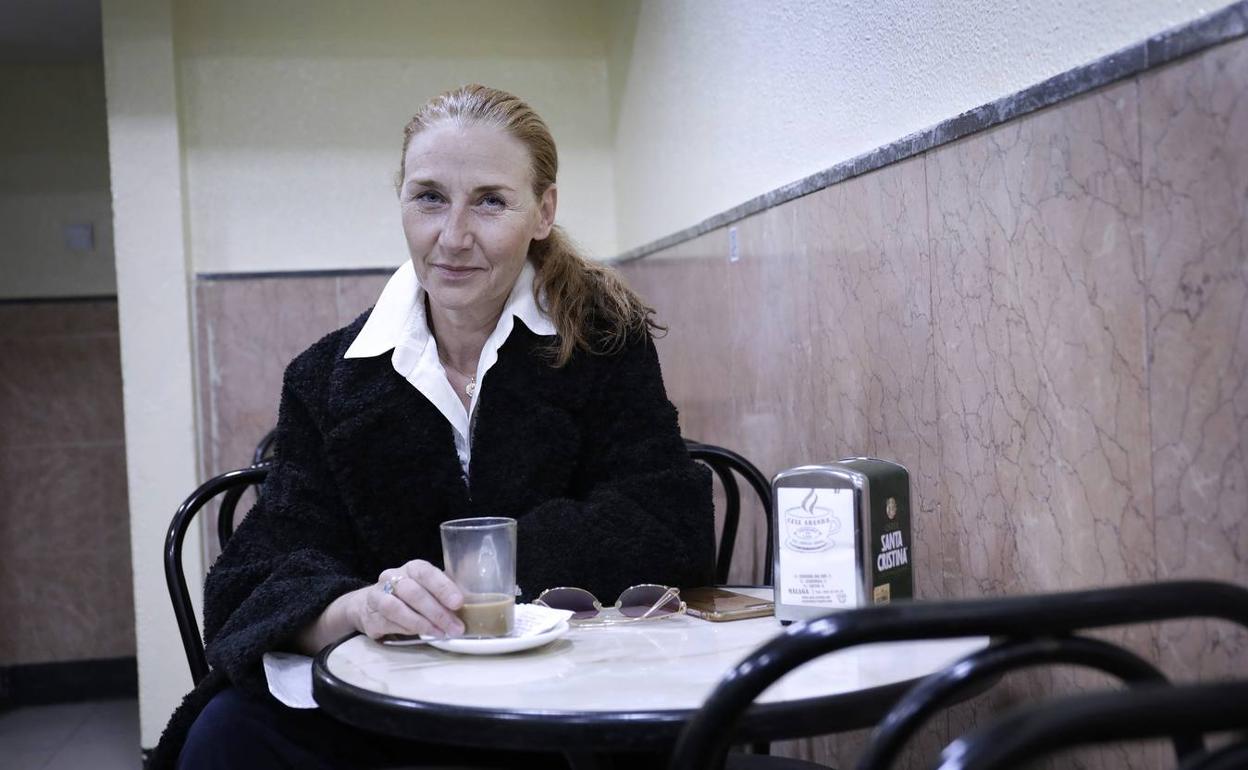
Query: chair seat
725 753 831 770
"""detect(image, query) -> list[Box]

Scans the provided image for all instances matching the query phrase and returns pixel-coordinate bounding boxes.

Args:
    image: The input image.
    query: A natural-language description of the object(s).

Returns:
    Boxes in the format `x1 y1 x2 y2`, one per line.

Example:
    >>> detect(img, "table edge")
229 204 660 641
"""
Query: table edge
312 632 979 751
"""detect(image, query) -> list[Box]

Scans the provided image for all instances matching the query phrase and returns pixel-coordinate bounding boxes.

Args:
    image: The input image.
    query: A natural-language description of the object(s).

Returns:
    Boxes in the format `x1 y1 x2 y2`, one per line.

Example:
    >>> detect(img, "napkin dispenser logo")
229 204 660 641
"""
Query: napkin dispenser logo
771 458 914 624
782 489 842 552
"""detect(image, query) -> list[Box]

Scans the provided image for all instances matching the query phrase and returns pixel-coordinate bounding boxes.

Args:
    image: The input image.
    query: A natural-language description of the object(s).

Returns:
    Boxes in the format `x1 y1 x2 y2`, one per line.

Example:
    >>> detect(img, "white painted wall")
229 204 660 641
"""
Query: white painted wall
102 0 202 748
0 63 116 298
608 0 1238 252
175 0 617 273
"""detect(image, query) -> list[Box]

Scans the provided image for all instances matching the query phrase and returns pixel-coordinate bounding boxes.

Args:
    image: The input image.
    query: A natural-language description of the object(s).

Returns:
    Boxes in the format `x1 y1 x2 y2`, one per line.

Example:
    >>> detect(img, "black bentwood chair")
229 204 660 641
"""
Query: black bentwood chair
668 580 1248 770
685 439 774 586
253 427 277 465
165 464 270 685
1178 735 1248 770
931 679 1248 770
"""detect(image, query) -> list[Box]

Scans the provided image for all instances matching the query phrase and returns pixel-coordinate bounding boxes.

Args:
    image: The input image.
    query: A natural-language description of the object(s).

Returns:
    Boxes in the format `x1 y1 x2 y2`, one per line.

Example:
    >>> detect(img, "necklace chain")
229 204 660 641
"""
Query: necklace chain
440 357 476 399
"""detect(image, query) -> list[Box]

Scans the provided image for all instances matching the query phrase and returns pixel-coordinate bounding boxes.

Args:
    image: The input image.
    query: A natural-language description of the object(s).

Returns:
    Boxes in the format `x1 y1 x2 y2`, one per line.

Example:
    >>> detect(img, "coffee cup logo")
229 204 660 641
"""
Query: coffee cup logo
783 488 841 553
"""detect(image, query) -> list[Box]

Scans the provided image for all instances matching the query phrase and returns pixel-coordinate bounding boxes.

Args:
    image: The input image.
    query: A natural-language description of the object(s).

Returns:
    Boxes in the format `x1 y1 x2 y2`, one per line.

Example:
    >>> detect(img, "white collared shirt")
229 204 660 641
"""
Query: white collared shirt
344 260 556 476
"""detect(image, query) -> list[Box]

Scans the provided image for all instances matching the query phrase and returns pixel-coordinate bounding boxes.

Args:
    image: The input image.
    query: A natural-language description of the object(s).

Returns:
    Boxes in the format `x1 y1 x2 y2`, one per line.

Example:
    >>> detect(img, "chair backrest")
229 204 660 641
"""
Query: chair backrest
668 580 1248 770
1179 737 1248 770
164 464 270 685
858 634 1202 770
934 679 1248 770
253 427 277 465
685 439 773 585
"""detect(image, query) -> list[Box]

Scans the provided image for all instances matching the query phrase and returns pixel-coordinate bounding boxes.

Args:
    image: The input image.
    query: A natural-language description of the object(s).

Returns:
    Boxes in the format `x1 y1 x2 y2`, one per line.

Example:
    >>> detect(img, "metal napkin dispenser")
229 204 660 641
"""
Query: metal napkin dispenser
771 458 913 624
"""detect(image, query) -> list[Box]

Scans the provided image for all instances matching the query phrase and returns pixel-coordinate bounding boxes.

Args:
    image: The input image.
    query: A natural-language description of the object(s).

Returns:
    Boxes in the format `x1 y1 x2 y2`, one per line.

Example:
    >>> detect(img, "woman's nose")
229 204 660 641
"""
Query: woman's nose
438 205 474 251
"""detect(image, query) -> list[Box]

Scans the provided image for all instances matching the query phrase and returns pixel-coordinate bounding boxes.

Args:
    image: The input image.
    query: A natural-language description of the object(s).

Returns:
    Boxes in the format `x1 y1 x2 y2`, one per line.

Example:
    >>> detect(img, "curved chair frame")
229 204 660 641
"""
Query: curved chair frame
1177 739 1248 770
934 680 1248 770
855 634 1201 770
686 440 774 585
253 427 277 466
668 580 1248 770
164 464 270 685
210 428 277 551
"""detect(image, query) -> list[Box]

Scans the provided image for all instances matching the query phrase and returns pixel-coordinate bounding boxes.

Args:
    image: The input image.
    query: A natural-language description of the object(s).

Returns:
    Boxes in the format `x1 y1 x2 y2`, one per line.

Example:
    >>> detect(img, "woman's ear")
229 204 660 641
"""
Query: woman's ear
533 185 557 240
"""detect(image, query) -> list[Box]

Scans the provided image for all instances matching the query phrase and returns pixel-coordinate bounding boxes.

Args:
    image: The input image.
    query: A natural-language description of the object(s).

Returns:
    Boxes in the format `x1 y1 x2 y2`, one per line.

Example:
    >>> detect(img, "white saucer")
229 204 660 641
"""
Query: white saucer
383 620 570 655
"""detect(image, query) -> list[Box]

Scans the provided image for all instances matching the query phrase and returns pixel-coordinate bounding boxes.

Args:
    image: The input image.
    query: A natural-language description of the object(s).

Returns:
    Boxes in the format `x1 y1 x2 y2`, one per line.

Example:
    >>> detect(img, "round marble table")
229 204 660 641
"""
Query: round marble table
312 589 989 754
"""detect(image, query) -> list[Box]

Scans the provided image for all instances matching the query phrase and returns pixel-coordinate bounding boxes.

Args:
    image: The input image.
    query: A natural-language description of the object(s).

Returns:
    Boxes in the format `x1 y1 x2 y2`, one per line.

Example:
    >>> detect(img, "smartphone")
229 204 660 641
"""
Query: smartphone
683 587 775 622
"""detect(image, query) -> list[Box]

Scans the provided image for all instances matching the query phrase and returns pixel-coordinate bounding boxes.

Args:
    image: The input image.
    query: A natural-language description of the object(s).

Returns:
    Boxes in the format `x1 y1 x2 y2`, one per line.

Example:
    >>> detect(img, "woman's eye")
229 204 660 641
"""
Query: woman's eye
412 190 443 204
480 194 506 208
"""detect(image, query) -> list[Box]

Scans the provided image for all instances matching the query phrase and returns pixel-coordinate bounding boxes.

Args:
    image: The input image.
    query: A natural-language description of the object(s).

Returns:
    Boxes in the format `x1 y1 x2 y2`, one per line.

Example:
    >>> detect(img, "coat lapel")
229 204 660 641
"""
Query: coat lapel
322 353 468 571
469 331 586 517
316 328 590 573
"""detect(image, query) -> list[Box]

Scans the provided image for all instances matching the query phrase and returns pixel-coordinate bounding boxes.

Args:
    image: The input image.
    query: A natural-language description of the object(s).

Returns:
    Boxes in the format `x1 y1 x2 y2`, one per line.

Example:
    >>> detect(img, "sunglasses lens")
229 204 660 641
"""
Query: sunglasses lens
538 588 600 619
618 585 681 618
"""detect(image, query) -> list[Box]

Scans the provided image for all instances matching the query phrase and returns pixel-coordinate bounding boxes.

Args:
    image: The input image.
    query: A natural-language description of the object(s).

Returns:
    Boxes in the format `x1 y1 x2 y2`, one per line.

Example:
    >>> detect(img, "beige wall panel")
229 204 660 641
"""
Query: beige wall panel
0 301 132 666
192 272 391 563
800 157 941 605
927 80 1152 598
619 157 942 767
1141 36 1248 681
0 444 133 664
926 80 1162 768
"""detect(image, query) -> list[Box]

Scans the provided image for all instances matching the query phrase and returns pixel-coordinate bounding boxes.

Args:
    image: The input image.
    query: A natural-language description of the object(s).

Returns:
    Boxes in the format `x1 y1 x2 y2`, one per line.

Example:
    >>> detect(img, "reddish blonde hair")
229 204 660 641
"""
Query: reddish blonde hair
397 84 662 365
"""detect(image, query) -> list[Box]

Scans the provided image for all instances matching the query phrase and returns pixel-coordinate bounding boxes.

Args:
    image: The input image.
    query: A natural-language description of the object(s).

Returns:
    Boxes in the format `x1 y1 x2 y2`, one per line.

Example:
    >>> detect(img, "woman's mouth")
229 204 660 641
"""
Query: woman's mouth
433 264 481 280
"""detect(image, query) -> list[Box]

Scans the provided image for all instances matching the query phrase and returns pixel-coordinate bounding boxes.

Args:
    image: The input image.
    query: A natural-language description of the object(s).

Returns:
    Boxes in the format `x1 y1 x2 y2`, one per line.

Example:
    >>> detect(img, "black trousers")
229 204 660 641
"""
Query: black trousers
178 687 570 770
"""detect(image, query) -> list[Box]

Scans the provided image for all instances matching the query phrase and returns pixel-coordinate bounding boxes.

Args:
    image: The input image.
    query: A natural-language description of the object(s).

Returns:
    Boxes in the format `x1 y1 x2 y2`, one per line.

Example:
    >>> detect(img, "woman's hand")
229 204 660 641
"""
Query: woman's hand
291 560 465 654
353 560 465 640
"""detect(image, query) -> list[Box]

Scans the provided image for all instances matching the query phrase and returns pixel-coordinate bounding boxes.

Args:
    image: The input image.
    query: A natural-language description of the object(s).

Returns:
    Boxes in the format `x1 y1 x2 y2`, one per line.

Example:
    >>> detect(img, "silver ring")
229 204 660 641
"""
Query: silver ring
382 574 405 596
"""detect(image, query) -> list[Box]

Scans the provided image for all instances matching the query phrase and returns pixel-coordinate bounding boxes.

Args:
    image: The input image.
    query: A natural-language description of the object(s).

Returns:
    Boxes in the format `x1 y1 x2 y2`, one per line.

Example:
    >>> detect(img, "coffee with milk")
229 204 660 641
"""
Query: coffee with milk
441 517 518 637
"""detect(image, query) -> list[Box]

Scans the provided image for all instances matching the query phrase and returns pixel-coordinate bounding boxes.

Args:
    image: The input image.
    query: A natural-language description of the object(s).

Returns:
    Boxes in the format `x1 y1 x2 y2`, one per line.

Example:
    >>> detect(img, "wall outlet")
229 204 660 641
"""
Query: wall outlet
63 223 95 252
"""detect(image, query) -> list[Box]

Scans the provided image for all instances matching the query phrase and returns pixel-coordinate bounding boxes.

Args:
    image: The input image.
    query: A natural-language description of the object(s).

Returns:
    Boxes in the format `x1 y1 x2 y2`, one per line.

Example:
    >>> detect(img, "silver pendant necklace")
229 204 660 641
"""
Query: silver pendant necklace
441 356 477 399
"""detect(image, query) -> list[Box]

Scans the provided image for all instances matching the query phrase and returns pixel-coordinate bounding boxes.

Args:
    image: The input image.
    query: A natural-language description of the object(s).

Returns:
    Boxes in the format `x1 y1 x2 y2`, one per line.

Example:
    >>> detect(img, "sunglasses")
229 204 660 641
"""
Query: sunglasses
534 584 686 623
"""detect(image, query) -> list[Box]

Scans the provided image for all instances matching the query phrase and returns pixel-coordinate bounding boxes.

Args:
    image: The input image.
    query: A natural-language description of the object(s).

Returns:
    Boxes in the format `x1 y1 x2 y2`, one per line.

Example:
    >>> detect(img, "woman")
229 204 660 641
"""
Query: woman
152 85 715 769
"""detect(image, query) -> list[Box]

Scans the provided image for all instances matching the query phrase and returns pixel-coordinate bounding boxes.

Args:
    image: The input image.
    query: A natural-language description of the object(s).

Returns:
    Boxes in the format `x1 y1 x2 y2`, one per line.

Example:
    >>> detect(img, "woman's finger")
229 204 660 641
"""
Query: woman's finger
363 590 440 638
362 572 431 637
393 579 464 636
403 560 464 610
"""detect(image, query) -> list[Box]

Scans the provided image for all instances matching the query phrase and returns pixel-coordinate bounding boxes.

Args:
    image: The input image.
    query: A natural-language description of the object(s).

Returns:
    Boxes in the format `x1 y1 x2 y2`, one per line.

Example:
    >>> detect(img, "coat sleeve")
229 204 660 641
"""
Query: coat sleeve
201 359 369 696
515 334 716 602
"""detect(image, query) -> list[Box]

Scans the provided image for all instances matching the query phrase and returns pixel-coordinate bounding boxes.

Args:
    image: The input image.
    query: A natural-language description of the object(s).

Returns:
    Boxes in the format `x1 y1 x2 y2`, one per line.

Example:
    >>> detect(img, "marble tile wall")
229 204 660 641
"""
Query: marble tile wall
618 35 1247 769
1141 34 1248 682
927 77 1162 770
624 157 948 769
0 300 134 666
193 272 389 559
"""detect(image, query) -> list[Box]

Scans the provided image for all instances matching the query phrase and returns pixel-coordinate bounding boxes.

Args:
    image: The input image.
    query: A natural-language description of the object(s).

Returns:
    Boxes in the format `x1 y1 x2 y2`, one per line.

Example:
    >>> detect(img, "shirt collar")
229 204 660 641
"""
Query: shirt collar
344 260 556 360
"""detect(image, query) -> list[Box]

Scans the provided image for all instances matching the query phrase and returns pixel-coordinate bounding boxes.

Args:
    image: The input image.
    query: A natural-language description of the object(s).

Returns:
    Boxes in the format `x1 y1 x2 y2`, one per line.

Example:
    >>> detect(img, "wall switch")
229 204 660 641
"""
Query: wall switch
64 223 95 252
728 226 739 263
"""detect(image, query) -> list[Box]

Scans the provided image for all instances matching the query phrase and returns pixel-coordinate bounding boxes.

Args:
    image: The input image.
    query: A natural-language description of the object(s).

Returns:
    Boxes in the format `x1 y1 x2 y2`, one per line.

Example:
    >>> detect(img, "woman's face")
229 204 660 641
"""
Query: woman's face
399 120 556 320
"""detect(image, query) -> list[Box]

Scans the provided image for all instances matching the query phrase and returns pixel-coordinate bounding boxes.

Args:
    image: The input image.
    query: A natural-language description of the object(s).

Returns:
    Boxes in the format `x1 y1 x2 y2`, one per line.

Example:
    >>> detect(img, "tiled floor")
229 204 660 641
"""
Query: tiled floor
0 699 141 770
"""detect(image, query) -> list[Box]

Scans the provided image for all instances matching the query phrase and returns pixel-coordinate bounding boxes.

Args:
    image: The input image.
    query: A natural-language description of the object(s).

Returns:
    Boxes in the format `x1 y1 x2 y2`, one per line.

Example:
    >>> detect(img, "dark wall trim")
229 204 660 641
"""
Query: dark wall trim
0 295 118 304
0 657 137 710
611 0 1248 264
196 266 395 281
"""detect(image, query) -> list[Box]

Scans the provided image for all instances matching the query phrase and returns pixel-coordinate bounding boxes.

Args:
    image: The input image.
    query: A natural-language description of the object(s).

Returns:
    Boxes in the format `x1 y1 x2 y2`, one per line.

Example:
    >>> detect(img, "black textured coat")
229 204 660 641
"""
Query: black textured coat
148 314 715 768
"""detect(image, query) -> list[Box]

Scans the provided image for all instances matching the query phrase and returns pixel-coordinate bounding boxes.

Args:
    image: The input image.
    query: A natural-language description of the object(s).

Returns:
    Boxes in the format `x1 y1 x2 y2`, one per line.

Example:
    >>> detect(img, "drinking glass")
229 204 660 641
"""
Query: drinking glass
440 517 517 637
